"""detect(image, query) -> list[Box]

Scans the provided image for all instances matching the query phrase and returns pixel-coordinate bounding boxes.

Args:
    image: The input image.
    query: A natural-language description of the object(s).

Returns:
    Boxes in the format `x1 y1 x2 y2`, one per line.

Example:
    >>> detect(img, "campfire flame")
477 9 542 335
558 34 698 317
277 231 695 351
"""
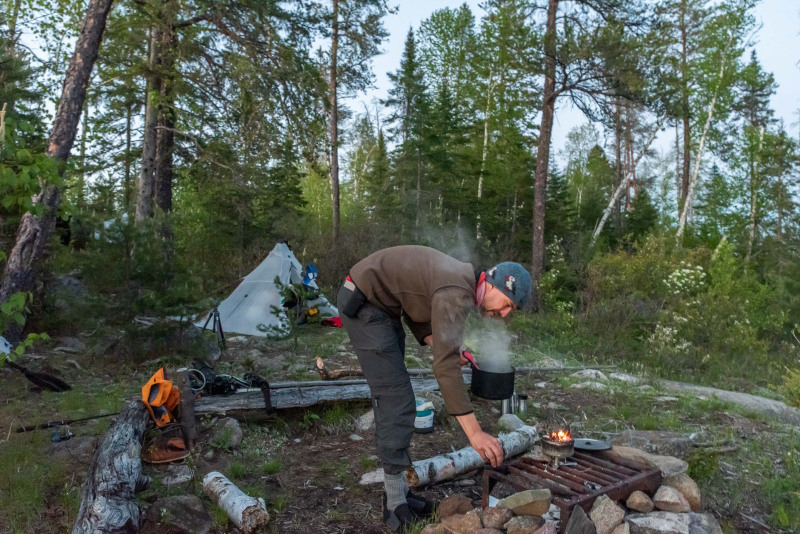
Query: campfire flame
548 429 572 442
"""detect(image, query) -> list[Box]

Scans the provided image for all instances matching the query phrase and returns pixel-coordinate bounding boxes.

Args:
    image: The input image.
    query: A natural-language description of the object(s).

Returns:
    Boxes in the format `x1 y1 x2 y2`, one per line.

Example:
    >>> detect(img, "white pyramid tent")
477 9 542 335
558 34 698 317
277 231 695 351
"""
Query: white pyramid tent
199 242 338 337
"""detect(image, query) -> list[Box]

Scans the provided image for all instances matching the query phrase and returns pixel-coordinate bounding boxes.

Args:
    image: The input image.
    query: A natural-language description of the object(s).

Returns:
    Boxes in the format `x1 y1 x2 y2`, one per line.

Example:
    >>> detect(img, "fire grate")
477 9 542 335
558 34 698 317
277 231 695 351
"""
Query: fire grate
481 451 662 528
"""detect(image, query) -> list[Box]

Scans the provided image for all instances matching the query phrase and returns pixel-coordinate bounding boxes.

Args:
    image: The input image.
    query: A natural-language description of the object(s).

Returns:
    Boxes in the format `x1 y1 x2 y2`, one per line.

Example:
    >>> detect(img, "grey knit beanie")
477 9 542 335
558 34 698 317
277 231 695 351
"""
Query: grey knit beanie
486 262 532 309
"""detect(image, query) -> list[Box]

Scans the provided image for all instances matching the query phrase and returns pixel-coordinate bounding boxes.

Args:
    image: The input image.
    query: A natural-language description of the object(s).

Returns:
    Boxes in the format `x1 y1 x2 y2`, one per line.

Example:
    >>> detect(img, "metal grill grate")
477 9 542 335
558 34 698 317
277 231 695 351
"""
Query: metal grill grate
481 451 662 528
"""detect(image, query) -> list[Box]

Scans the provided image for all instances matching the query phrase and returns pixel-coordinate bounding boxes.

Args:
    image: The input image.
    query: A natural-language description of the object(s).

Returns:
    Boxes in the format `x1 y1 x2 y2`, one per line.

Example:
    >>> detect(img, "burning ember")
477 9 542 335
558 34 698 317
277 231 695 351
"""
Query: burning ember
547 429 573 442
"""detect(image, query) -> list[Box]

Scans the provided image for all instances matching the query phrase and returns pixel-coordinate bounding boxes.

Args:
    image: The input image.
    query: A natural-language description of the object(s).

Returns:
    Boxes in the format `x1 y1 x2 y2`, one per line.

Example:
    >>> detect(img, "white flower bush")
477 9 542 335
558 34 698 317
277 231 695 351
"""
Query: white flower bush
648 323 692 355
664 262 707 296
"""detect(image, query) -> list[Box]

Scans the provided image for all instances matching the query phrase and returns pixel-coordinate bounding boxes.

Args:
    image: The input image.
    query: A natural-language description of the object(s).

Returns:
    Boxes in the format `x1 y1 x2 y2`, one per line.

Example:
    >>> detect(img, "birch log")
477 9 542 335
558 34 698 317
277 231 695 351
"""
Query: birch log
203 472 270 534
73 400 149 534
359 425 538 487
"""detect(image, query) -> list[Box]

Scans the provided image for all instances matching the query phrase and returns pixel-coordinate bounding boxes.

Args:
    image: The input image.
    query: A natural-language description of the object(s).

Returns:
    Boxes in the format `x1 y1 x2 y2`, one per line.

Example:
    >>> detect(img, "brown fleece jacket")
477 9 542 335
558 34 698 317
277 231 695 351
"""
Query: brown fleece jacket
350 245 476 415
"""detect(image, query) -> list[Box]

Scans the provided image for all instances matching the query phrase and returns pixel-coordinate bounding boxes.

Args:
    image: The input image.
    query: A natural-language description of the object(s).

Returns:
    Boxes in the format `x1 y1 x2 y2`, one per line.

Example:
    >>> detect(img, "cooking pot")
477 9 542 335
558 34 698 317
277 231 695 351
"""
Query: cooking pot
469 362 515 400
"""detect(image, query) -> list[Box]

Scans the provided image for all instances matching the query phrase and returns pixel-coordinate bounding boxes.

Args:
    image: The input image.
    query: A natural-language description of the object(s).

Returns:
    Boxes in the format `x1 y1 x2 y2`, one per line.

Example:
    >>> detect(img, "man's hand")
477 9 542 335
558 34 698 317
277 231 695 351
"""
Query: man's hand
455 413 504 467
423 335 433 347
469 431 504 467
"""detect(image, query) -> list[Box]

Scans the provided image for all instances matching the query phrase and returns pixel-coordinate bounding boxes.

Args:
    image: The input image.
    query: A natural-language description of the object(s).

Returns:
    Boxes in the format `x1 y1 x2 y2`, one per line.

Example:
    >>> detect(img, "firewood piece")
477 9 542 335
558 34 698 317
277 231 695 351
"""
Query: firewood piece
203 471 269 533
175 367 197 449
359 425 538 487
316 356 364 380
72 400 150 534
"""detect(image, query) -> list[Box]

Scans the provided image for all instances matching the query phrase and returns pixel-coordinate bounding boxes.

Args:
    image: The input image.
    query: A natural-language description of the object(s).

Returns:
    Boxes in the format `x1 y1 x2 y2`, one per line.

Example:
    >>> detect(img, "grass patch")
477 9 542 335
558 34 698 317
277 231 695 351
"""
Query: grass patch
228 460 248 480
359 455 379 471
261 457 282 475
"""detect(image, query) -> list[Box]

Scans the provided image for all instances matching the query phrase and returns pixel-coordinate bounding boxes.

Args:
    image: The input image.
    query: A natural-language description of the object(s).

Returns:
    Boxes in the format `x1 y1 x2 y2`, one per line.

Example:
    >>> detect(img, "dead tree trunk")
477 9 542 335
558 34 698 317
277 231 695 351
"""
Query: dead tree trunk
531 0 558 306
680 0 691 206
0 0 114 341
72 400 150 534
328 0 341 242
154 12 177 214
135 26 158 222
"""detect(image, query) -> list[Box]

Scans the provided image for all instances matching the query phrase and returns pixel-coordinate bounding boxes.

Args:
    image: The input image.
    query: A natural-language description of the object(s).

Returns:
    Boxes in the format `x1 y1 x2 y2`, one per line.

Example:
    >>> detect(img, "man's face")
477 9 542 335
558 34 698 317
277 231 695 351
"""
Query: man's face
481 283 516 318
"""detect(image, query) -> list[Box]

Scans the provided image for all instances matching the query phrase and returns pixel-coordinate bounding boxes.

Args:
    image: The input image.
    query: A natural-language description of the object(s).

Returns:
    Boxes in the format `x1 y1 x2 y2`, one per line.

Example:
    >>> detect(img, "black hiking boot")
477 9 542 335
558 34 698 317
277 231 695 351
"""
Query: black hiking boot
382 502 418 533
406 489 437 518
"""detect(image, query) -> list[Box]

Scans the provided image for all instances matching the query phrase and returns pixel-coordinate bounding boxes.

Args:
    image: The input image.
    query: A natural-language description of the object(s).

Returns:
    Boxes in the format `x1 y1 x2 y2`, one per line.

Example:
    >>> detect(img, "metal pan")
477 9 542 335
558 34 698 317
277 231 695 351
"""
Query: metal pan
573 438 612 451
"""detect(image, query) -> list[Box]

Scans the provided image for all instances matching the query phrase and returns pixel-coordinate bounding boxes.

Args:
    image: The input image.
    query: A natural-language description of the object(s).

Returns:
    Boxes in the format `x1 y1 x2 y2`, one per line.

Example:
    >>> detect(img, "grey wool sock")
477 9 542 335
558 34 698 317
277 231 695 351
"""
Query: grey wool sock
384 471 409 511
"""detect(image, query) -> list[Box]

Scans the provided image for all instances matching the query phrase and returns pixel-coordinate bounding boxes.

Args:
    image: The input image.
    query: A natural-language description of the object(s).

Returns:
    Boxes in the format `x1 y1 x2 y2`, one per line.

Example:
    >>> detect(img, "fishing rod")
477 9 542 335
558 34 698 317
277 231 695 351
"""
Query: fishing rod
16 411 120 433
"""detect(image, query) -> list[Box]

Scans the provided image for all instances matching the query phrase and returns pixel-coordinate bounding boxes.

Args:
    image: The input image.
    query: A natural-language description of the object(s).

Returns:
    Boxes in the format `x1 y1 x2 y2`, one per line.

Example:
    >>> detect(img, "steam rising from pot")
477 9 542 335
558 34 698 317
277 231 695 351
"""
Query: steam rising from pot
465 318 513 373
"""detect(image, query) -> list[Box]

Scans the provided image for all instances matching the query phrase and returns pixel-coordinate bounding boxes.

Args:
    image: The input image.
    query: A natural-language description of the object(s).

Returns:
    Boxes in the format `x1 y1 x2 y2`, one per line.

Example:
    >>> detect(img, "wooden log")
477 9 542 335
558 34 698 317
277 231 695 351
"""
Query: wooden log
194 377 447 420
359 425 539 487
203 471 269 534
316 356 364 380
73 400 150 534
175 367 197 448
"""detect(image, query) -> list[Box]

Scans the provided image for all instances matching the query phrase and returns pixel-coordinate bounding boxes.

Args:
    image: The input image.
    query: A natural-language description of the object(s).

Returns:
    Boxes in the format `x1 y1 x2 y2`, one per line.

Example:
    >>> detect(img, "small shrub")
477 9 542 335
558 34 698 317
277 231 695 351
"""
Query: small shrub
262 457 282 475
781 367 800 409
228 461 247 480
687 449 719 483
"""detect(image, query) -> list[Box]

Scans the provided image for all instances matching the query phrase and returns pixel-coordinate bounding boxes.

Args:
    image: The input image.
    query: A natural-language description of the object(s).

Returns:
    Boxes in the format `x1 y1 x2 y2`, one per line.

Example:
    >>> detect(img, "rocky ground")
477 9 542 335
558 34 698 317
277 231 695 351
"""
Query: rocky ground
0 322 797 533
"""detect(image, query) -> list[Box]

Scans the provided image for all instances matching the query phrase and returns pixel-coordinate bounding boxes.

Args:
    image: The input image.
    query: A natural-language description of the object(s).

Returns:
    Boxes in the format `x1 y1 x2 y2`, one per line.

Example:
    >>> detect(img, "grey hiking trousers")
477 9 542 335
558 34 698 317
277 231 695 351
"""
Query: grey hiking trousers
337 286 416 475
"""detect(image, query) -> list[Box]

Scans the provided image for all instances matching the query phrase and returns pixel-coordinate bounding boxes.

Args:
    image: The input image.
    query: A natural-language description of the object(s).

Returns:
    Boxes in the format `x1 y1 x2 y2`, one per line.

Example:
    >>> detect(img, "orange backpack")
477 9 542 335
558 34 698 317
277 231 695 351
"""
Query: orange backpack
141 368 180 427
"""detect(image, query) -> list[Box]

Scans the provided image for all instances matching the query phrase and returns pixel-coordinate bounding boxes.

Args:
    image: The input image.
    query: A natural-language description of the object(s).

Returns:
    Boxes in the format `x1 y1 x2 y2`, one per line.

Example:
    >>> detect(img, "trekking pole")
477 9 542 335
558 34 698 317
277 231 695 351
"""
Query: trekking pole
16 411 120 433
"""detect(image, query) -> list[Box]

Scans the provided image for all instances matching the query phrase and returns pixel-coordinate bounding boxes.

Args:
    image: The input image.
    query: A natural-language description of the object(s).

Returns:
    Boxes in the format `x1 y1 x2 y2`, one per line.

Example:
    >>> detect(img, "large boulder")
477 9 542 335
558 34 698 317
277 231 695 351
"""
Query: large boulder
626 512 722 534
437 493 473 519
499 489 552 516
589 495 625 534
481 505 514 529
209 417 243 450
145 495 212 534
504 516 546 534
626 491 654 513
611 430 692 458
598 446 688 477
664 473 701 512
653 486 690 513
441 509 483 534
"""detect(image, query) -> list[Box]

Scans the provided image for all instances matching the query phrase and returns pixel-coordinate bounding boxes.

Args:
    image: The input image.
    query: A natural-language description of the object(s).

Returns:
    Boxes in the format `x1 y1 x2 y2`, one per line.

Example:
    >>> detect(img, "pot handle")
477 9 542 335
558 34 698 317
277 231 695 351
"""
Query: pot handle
461 350 480 370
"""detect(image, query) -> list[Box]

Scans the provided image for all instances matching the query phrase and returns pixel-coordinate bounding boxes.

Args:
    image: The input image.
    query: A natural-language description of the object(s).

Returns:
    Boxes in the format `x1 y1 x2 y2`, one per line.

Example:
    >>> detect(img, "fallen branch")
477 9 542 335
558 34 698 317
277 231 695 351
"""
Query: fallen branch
316 356 364 380
360 425 539 487
203 472 270 534
72 400 150 534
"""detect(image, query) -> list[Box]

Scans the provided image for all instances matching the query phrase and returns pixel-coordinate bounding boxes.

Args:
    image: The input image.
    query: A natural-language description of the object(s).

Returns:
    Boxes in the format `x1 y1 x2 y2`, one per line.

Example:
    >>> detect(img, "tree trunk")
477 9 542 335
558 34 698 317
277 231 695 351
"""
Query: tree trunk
675 119 681 211
532 0 558 304
154 10 177 214
72 400 150 534
124 102 132 213
477 67 494 240
614 99 623 231
328 0 341 242
680 0 691 205
592 118 664 245
135 26 158 222
745 126 765 262
0 0 114 341
677 34 733 240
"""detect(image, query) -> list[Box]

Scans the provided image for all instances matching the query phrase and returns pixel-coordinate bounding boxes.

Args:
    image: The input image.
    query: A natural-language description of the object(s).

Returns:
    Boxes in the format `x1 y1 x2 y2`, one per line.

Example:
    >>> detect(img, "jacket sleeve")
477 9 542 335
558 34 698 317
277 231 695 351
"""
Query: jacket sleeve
431 288 474 416
403 316 433 346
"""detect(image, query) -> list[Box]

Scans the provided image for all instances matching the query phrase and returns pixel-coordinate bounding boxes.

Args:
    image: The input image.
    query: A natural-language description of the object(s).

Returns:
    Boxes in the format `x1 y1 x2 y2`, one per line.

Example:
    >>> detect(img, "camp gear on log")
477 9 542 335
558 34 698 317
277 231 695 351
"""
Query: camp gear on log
141 423 189 464
141 368 180 427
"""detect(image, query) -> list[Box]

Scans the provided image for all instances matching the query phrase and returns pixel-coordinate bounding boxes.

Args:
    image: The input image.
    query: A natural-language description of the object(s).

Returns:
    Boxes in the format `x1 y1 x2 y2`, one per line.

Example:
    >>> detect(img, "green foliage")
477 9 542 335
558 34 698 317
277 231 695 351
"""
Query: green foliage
261 457 282 475
780 367 800 409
